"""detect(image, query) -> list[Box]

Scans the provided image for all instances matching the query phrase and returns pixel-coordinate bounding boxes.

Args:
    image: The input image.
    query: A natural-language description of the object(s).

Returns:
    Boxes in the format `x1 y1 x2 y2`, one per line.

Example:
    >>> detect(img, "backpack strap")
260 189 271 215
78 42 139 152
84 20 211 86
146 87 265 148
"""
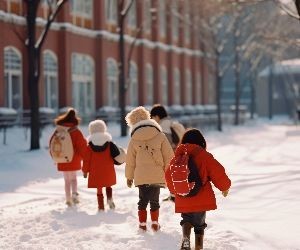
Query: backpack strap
131 124 161 137
68 126 77 133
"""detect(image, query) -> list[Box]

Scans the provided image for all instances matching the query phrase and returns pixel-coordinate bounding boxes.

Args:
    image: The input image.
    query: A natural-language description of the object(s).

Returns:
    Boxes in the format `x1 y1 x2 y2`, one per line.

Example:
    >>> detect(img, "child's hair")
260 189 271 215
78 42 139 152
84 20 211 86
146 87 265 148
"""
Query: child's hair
125 106 151 126
150 104 168 119
55 108 80 126
181 128 207 149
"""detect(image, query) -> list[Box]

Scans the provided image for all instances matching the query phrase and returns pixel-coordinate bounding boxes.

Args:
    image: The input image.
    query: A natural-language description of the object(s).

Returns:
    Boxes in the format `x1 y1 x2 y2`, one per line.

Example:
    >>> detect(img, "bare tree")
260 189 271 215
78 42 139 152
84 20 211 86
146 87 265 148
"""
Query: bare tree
23 0 67 150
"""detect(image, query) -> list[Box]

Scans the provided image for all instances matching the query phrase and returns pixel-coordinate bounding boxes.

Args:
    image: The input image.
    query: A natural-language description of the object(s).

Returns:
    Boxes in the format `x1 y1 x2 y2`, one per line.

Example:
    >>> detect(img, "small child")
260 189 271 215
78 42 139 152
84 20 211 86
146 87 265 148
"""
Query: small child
51 108 87 207
125 106 174 232
82 119 121 211
165 128 231 250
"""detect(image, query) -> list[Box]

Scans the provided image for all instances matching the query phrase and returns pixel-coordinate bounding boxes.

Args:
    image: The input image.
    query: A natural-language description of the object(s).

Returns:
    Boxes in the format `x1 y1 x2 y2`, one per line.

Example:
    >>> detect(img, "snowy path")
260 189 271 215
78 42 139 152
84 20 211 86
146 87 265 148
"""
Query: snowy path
0 118 300 249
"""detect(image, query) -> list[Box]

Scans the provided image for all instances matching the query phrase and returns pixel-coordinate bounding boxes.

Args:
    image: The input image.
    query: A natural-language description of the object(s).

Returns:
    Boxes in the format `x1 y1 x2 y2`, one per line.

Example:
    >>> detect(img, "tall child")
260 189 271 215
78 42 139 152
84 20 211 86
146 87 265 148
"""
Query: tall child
52 108 87 206
125 106 174 231
82 119 122 211
165 128 231 250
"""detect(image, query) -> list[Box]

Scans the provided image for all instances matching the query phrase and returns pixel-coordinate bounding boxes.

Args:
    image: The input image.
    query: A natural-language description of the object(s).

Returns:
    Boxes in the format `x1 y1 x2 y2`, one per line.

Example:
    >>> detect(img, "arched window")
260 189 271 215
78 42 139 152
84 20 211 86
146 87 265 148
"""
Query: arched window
161 66 168 105
173 68 181 104
71 53 95 117
145 64 153 105
4 47 22 111
43 51 58 110
185 70 192 104
129 61 138 106
106 58 119 107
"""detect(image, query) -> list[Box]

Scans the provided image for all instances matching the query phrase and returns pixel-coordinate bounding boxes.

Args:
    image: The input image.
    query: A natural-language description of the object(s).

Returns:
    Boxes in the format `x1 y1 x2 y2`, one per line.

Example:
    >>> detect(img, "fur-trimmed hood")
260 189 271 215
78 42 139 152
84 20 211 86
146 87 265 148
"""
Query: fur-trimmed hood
87 132 112 146
159 117 173 134
130 119 162 141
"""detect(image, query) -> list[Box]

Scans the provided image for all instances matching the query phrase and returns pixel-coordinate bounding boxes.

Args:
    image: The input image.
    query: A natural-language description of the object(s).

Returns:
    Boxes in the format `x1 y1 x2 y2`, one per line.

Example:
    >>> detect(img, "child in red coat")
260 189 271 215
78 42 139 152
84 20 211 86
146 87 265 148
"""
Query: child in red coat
82 120 122 211
52 108 87 207
165 128 231 250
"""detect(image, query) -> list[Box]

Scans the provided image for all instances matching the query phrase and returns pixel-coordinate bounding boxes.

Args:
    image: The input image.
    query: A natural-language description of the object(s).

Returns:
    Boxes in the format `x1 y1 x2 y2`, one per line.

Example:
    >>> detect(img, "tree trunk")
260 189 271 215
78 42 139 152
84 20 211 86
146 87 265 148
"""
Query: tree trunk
233 28 240 126
216 53 222 132
118 0 127 137
26 1 40 150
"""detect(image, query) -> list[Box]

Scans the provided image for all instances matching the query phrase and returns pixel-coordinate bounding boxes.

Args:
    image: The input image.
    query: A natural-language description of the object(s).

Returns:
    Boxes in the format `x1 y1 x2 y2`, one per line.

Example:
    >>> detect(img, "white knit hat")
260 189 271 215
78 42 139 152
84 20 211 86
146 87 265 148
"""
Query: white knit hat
88 120 107 134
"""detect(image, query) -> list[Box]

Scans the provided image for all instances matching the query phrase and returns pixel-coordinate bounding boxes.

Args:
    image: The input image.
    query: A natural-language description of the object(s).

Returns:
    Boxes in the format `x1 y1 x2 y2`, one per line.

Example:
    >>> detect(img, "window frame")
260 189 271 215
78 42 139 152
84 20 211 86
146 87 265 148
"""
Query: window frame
4 46 23 111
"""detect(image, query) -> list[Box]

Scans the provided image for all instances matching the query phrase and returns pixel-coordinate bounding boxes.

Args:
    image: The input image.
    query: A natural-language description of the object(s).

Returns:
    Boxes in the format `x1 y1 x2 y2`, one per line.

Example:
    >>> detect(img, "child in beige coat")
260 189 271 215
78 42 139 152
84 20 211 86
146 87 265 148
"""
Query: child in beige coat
125 106 174 232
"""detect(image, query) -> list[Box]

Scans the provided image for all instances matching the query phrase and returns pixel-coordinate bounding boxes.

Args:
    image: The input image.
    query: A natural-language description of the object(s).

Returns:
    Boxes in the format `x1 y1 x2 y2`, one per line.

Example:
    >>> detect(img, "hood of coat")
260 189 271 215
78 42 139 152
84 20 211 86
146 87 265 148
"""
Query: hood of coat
159 117 173 134
175 143 204 157
130 119 162 141
87 132 112 146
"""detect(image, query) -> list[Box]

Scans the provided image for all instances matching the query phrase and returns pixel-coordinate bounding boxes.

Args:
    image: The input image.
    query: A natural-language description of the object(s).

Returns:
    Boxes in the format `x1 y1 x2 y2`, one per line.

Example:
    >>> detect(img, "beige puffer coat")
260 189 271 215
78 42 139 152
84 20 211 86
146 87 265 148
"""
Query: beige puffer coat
125 119 174 186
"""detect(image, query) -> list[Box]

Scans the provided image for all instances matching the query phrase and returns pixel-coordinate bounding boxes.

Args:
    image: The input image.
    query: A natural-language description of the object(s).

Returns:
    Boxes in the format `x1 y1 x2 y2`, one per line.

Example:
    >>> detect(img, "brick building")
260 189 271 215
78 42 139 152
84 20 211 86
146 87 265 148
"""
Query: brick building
0 0 214 120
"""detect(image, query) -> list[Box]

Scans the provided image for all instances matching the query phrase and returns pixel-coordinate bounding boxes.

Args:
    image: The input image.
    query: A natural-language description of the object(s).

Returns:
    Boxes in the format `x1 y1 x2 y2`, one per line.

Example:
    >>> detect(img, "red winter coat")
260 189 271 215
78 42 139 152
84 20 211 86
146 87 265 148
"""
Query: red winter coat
56 123 87 172
82 132 117 188
165 143 231 213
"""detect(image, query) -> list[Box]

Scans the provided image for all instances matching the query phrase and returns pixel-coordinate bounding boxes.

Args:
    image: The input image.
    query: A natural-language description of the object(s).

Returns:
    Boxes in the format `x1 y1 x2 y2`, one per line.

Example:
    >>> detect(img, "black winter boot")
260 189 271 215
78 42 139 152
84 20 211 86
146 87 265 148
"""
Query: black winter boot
195 233 204 250
97 194 104 211
180 223 192 250
106 187 115 209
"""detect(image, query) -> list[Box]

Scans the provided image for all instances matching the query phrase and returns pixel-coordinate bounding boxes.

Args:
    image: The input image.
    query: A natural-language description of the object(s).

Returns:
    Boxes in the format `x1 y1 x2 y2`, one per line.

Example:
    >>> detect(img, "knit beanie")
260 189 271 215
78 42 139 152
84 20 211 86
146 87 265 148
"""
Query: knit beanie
88 119 107 135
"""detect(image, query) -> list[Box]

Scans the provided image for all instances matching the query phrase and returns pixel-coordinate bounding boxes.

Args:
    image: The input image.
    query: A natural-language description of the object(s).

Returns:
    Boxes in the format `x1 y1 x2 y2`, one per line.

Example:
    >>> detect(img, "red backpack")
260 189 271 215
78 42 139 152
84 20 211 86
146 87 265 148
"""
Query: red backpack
167 148 202 197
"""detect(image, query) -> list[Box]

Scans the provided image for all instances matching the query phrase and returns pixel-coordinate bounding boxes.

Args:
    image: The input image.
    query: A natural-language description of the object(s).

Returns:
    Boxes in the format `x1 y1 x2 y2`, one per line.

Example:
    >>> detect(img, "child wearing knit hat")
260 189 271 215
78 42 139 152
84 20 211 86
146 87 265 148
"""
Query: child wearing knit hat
82 119 123 211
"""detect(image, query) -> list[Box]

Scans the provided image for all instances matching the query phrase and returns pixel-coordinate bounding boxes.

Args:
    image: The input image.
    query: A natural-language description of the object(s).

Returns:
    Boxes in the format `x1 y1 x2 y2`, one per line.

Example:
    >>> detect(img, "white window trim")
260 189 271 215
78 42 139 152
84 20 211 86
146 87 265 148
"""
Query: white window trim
43 50 58 109
159 0 166 38
105 0 117 24
174 68 180 104
161 65 168 105
127 0 137 28
71 53 95 115
129 61 138 106
4 46 23 111
145 63 153 105
172 0 179 41
106 58 119 107
185 70 192 104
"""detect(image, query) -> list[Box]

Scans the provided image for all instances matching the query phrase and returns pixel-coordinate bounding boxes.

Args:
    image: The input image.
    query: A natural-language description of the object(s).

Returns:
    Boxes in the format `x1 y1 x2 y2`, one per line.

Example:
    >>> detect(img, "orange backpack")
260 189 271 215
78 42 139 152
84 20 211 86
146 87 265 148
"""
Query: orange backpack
49 126 77 163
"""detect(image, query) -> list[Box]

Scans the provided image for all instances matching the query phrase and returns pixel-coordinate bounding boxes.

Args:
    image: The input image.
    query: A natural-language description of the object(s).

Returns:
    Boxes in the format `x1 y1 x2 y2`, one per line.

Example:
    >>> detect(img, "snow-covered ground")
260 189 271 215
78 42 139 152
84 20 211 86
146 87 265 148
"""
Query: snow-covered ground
0 117 300 250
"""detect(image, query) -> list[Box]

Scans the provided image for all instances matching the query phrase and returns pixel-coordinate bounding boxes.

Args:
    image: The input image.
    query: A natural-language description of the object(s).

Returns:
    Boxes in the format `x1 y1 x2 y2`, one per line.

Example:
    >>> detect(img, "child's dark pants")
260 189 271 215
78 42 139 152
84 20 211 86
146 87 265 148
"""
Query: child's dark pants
138 184 160 211
180 211 207 234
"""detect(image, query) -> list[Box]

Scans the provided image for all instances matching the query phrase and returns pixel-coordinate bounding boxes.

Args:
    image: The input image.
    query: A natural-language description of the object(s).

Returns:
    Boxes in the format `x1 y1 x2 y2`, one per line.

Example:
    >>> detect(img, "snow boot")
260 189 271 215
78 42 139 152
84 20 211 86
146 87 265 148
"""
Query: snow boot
138 210 147 231
72 192 79 204
150 209 160 232
66 199 73 207
106 187 115 209
180 222 192 250
195 233 204 250
97 194 104 211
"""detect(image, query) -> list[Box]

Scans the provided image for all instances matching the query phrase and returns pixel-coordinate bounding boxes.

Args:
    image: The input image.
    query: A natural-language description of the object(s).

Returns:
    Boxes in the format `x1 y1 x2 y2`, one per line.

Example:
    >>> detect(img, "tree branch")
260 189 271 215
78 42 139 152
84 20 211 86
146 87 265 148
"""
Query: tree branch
36 0 67 49
121 0 134 17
